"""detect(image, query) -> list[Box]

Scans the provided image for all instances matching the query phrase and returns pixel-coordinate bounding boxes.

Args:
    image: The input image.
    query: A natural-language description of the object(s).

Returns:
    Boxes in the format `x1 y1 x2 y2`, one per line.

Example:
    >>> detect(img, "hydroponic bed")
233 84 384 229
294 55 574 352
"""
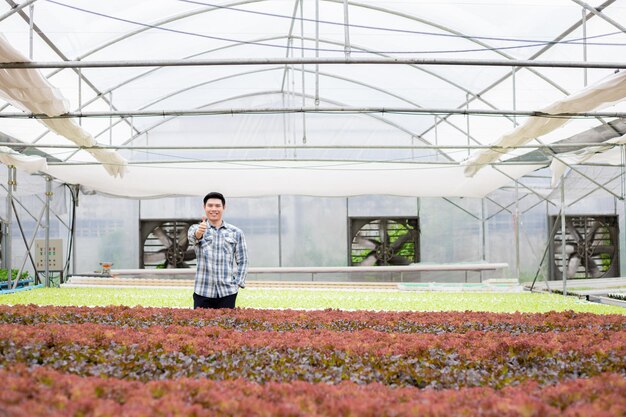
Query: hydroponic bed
3 287 626 313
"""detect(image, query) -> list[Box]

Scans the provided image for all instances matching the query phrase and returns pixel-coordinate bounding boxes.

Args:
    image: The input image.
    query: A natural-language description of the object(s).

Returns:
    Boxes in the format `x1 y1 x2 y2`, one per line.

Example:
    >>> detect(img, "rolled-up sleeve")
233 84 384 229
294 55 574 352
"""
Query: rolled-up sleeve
234 231 248 288
188 224 200 246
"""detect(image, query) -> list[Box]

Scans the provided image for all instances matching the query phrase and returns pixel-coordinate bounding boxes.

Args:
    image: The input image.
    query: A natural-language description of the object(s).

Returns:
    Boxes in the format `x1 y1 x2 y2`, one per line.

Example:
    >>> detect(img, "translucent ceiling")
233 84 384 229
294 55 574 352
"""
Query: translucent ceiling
0 0 625 198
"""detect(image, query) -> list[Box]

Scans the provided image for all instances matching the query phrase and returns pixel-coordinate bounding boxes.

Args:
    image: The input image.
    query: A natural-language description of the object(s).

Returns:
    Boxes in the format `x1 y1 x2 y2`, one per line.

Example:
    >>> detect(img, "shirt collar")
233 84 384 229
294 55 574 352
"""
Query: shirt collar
209 220 227 230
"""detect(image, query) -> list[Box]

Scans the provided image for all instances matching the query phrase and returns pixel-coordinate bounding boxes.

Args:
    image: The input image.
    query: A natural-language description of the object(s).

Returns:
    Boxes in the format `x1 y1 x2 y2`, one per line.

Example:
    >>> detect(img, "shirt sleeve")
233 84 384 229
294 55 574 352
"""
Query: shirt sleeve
234 230 248 288
188 223 200 247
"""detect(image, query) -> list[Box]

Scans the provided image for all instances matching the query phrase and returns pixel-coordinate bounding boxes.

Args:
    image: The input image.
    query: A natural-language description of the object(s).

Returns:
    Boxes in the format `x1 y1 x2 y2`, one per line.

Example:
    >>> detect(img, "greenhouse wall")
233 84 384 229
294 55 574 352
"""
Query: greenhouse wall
1 184 623 284
73 194 139 275
73 194 526 282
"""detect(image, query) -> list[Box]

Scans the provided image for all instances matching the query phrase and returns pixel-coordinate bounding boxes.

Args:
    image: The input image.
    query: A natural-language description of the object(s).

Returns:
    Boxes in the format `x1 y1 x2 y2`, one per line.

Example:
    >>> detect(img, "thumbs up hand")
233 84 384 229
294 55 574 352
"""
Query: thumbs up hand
195 216 207 239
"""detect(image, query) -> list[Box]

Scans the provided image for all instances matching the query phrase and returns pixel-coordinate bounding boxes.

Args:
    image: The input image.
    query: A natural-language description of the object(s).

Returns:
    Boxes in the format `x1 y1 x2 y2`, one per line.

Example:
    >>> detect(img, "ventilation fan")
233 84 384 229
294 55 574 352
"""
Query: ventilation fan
550 215 619 280
140 220 197 268
350 217 419 266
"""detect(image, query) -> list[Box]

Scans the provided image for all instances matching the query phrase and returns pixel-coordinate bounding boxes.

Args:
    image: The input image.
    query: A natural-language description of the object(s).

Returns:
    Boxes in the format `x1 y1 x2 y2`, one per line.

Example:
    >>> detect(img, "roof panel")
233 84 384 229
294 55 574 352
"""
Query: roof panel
0 0 624 196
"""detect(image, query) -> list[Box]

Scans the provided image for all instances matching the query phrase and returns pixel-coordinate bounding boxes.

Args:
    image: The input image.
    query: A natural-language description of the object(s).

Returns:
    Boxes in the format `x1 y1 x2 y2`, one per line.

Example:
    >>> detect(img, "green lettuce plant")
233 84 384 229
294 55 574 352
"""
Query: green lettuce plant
0 269 30 282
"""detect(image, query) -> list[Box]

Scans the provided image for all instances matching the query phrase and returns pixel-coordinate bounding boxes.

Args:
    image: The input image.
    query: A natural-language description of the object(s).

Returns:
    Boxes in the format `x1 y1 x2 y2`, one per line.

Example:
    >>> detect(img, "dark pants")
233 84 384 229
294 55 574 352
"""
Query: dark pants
193 292 238 309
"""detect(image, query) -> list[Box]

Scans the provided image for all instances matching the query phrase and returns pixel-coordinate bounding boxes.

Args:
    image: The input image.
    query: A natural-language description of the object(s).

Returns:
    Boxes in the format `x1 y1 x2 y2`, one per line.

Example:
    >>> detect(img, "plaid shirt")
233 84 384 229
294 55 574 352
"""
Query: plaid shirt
188 221 248 298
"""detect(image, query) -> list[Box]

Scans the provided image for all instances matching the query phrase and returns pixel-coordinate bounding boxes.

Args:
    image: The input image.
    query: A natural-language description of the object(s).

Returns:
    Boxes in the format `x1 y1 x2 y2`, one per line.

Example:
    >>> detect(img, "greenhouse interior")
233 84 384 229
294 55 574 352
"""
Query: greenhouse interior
0 0 625 289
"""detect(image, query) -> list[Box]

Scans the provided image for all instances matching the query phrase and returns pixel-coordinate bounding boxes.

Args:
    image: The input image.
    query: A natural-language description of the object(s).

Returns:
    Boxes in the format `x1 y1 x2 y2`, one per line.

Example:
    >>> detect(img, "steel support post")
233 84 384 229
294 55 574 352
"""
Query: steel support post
299 0 307 145
342 0 350 57
28 4 34 59
314 0 319 106
582 7 588 86
12 200 46 289
4 166 15 288
480 198 486 283
560 175 567 296
0 0 37 22
278 195 282 267
622 145 626 277
72 185 78 276
514 181 521 281
44 176 52 287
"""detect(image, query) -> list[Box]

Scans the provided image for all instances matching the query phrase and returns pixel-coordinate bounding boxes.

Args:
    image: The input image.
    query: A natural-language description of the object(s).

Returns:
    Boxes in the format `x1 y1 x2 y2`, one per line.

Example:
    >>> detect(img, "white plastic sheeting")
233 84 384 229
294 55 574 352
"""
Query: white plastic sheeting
45 160 539 198
0 146 47 173
550 133 626 187
0 0 624 198
463 70 626 177
0 34 127 177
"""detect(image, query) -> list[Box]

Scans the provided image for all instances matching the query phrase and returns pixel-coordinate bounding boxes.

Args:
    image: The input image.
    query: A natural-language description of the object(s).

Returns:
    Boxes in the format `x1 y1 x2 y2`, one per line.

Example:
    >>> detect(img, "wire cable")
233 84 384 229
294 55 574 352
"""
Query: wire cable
177 0 626 46
44 0 626 55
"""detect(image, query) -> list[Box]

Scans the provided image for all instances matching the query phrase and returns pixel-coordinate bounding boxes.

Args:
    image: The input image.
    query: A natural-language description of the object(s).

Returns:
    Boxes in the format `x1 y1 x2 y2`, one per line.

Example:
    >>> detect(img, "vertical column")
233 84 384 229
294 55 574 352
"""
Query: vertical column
282 94 288 158
4 166 15 288
621 145 626 277
277 195 282 267
514 181 520 281
416 196 421 282
512 65 520 283
300 0 307 144
342 0 350 57
560 175 567 296
545 198 549 283
433 116 439 162
346 197 351 267
28 4 34 59
465 93 470 158
480 197 486 283
78 68 82 126
72 185 79 276
109 92 114 145
512 68 517 126
582 8 588 87
44 176 52 287
314 0 320 106
288 37 296 155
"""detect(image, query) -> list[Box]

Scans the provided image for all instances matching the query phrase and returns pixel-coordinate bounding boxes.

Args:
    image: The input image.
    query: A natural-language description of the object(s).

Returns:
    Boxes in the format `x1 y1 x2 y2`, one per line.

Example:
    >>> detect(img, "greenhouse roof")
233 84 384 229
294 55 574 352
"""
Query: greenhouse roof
0 0 625 198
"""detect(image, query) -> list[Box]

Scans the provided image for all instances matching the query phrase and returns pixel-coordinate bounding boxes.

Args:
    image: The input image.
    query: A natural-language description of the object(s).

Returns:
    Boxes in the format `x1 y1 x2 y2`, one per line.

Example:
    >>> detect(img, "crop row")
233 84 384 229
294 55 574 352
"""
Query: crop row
2 341 624 388
1 327 624 388
0 305 624 333
1 322 624 358
2 365 625 417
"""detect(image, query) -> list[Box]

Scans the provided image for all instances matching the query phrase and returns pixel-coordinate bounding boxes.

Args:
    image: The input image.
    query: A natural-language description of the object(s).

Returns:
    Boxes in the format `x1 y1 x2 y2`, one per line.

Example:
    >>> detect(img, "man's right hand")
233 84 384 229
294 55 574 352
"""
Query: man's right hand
195 216 207 239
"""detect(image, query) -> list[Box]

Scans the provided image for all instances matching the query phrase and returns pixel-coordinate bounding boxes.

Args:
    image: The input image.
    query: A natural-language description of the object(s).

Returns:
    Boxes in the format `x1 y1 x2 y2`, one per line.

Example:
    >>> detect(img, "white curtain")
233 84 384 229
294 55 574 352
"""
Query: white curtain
0 34 127 177
463 70 626 178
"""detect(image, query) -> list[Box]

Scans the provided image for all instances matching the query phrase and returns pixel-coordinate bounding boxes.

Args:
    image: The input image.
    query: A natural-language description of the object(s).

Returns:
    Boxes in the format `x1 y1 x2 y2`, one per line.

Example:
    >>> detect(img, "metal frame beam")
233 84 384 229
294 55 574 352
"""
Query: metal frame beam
76 65 439 140
567 172 622 206
0 0 37 22
3 107 626 118
8 0 613 170
11 198 44 289
2 0 141 140
570 0 626 33
112 90 460 160
492 166 558 207
1 142 616 151
44 158 544 167
0 176 73 289
1 56 625 70
548 153 624 200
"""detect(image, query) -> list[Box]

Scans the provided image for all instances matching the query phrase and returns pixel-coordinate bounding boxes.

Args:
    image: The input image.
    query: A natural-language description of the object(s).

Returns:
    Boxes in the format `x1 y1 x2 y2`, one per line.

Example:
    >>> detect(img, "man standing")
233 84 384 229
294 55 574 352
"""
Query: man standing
188 192 248 309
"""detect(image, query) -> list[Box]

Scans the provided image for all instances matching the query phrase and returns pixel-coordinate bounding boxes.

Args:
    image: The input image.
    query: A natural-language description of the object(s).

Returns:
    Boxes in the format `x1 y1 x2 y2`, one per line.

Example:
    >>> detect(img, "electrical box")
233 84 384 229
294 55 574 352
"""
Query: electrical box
35 239 64 270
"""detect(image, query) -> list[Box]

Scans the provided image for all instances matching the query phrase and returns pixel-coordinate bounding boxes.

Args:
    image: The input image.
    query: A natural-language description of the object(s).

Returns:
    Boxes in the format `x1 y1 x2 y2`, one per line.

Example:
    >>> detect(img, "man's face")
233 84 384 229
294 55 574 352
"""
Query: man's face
204 198 225 224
